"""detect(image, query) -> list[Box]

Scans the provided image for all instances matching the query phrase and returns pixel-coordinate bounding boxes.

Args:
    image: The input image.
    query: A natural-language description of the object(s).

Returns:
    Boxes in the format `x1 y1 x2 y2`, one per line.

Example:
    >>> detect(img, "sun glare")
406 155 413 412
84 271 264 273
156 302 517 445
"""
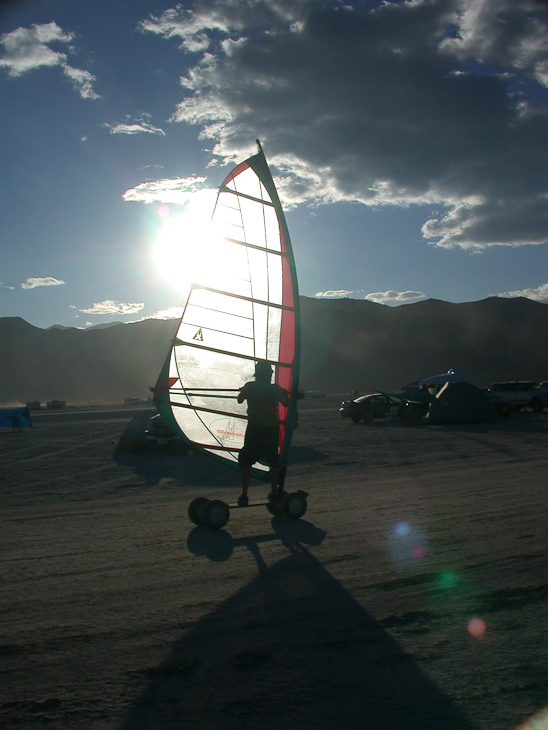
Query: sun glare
152 213 228 293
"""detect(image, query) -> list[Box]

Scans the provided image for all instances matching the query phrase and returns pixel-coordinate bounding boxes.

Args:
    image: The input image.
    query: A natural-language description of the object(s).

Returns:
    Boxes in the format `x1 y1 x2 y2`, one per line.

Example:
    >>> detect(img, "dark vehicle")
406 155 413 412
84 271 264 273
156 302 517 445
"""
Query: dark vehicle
144 413 181 448
340 392 428 423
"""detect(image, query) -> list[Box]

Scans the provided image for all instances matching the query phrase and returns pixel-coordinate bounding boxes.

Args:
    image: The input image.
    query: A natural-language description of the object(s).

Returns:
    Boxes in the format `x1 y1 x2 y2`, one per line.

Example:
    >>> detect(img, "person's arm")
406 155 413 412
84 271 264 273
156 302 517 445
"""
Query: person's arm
237 383 248 404
278 386 289 407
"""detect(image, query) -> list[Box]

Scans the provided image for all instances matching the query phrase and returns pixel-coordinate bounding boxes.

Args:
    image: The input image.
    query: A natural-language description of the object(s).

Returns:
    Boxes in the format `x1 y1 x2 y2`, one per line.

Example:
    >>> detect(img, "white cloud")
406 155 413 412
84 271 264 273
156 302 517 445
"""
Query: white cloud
123 176 215 208
106 113 166 136
0 22 99 100
0 282 16 290
132 306 184 322
315 290 352 299
21 277 65 289
141 0 548 251
78 300 145 316
496 283 548 303
365 290 427 305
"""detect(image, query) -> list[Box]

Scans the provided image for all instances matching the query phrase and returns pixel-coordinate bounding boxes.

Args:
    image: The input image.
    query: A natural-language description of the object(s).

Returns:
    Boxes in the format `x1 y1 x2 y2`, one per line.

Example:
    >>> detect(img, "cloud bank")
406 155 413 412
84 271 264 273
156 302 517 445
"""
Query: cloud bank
0 21 99 99
139 0 548 251
78 300 145 316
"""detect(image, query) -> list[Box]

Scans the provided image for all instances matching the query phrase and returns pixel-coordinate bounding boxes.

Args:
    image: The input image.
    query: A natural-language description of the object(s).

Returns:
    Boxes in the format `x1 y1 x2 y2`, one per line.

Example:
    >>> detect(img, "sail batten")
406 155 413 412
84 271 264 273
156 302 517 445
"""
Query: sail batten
154 143 300 480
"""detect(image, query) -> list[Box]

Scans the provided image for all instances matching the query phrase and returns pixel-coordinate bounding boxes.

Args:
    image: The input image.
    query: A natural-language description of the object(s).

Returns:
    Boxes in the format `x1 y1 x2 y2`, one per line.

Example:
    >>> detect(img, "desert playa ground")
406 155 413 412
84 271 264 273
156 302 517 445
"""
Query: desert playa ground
1 398 547 730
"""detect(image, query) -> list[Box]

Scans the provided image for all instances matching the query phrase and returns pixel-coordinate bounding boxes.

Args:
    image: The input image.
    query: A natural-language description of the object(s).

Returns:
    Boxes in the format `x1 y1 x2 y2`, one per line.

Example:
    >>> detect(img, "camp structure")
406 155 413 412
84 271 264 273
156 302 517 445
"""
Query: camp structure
0 406 32 430
116 408 156 450
419 368 464 388
428 381 496 424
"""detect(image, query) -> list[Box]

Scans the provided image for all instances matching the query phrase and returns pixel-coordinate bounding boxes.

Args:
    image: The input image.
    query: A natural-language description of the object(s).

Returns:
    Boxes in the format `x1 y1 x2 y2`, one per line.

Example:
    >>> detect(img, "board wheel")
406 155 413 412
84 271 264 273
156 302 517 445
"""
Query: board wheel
204 499 230 529
188 497 210 526
283 492 308 520
267 501 285 517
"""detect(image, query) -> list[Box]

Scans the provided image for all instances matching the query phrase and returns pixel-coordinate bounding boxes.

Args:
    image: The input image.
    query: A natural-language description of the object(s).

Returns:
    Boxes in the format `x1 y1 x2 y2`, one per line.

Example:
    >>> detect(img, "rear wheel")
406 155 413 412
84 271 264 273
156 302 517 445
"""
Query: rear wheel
204 500 230 529
530 397 544 413
188 497 209 526
266 489 287 517
283 492 308 520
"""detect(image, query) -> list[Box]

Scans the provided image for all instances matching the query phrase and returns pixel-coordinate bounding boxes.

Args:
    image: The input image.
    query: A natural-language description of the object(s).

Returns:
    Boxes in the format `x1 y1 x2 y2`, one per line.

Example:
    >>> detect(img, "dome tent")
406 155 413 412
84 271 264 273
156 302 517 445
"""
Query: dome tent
428 381 496 424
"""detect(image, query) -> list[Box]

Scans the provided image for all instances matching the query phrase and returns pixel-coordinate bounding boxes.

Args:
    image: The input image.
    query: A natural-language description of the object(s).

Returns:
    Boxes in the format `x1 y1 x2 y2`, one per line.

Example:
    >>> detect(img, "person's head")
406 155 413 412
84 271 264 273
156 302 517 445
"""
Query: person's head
254 361 273 383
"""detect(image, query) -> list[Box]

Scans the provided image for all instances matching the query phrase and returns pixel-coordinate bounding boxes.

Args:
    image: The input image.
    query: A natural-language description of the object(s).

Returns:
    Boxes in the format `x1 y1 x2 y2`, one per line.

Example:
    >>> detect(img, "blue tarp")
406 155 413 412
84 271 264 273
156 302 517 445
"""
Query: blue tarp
0 407 33 429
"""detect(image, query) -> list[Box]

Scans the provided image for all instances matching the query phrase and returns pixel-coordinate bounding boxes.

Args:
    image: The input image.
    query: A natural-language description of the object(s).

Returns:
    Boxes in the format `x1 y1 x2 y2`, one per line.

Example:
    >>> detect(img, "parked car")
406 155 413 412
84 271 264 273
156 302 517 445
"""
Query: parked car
340 392 428 423
144 414 182 448
486 382 548 412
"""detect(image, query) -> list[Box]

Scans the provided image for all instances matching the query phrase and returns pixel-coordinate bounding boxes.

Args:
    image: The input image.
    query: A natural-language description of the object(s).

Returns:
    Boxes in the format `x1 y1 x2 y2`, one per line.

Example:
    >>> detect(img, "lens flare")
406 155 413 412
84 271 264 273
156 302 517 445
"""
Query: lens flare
516 707 548 730
387 522 429 570
438 570 459 589
467 617 486 638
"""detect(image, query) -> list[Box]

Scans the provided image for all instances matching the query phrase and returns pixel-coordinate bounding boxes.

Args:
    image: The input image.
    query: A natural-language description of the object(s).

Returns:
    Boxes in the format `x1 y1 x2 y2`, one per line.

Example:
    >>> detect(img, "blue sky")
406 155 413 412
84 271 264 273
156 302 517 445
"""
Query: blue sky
1 0 548 329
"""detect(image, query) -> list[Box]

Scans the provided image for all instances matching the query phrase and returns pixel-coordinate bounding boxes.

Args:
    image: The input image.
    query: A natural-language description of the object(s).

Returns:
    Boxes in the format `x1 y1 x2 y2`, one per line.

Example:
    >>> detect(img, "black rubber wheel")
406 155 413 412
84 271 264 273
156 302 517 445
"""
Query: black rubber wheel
188 497 210 526
266 490 287 517
283 492 308 520
363 410 373 423
351 414 361 423
530 397 544 413
204 499 230 529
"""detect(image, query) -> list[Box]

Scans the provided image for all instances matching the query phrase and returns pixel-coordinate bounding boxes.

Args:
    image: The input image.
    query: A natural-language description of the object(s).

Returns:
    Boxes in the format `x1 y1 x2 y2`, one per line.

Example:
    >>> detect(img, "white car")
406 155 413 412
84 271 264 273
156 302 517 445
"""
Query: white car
487 382 548 412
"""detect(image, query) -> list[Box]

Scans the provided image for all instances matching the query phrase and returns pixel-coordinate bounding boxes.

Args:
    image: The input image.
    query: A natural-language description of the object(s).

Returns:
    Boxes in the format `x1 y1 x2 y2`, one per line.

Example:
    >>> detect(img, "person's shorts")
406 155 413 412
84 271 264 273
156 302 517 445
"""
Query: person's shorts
238 425 280 469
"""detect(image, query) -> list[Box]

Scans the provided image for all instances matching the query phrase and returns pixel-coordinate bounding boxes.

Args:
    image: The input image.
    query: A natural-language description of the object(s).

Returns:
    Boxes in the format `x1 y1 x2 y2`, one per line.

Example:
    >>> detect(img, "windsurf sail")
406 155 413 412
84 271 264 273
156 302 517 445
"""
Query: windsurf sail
154 141 300 481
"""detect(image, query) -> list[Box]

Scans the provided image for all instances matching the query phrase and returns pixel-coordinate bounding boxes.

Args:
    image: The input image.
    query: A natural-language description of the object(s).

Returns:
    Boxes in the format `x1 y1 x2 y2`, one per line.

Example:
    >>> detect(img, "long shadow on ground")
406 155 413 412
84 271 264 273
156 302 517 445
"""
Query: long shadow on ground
120 519 475 730
113 445 328 489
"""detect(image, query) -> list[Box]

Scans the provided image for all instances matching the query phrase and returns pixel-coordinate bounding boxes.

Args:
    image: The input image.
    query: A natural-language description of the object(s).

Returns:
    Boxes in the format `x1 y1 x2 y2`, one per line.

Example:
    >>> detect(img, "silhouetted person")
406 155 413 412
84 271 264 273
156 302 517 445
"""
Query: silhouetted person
237 361 289 506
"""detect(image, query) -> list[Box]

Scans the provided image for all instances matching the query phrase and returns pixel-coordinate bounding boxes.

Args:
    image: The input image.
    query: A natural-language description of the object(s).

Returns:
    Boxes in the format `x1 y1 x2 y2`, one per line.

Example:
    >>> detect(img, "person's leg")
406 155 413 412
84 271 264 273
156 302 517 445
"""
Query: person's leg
241 466 251 497
269 466 280 496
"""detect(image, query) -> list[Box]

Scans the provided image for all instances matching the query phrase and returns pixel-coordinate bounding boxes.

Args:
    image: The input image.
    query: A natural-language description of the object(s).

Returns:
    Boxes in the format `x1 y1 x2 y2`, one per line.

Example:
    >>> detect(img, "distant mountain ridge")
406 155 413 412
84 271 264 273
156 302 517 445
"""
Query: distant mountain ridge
2 296 547 405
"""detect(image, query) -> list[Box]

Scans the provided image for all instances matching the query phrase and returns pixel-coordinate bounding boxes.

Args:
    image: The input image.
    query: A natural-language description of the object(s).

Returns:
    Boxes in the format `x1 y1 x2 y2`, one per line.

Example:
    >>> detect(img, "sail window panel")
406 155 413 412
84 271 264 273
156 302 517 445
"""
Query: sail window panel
247 248 283 305
184 303 254 341
252 302 269 361
175 347 254 390
267 252 283 305
178 323 255 358
264 205 282 252
266 307 283 362
214 192 245 240
247 248 269 302
239 196 267 248
234 167 272 202
190 288 253 320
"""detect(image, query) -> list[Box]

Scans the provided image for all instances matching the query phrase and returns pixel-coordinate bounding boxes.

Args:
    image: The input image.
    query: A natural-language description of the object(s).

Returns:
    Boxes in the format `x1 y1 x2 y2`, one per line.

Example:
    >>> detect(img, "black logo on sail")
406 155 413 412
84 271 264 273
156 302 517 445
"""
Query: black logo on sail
193 328 203 341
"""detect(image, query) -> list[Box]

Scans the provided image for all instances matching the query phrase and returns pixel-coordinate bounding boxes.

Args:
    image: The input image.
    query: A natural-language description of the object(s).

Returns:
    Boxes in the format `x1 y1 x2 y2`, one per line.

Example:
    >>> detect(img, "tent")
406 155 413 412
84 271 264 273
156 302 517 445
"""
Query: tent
419 368 464 387
428 382 496 424
116 409 156 450
0 407 32 429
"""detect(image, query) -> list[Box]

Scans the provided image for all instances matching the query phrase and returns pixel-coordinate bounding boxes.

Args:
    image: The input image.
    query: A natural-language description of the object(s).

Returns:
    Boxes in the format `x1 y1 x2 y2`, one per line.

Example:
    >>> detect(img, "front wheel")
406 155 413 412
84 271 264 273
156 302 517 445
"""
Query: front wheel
204 500 230 529
363 409 374 423
530 397 544 413
188 497 210 526
283 492 308 520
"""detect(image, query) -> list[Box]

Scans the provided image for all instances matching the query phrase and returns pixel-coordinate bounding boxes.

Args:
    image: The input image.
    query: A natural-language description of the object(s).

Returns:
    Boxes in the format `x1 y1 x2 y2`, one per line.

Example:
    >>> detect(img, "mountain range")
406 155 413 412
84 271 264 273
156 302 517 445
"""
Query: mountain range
2 296 547 406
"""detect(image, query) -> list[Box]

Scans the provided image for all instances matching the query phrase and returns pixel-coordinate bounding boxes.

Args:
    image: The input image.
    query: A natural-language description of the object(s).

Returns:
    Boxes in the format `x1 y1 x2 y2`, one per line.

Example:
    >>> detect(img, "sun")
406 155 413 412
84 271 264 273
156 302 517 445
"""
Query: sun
152 212 227 293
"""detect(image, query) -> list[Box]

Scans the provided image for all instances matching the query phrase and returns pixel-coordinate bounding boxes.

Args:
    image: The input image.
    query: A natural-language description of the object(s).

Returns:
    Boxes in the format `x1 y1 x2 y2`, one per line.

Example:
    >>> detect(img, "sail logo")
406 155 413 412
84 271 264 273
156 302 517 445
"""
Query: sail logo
212 418 245 444
193 328 203 341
